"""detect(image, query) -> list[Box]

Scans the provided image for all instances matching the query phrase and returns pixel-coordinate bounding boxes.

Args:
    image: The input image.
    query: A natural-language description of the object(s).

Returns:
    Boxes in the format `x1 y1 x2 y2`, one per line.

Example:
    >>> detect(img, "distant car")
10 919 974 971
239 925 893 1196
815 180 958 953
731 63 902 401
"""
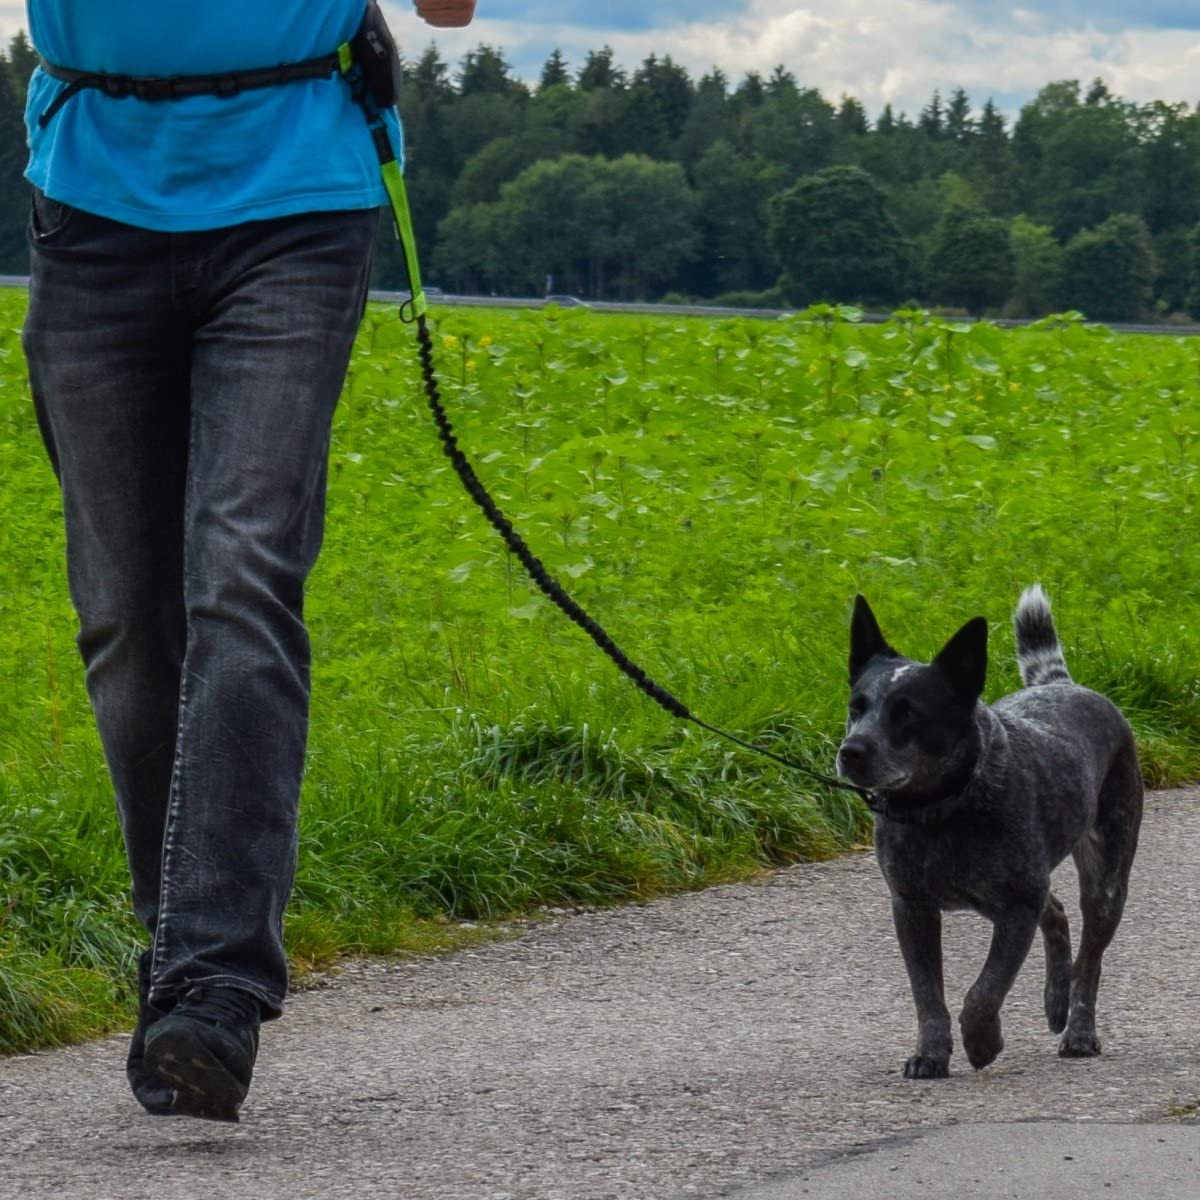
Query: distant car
423 285 445 297
544 294 590 308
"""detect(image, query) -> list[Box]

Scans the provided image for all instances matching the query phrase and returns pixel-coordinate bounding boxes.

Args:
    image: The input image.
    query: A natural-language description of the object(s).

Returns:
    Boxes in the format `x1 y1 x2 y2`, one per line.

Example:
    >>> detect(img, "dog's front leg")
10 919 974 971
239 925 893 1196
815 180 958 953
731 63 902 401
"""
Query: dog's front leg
960 904 1041 1070
891 899 952 1078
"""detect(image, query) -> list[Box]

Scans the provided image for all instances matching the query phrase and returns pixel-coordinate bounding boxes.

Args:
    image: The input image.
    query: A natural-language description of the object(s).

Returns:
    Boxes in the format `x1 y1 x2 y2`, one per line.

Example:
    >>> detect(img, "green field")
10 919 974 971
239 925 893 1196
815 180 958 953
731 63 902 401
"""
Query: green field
2 293 1198 1052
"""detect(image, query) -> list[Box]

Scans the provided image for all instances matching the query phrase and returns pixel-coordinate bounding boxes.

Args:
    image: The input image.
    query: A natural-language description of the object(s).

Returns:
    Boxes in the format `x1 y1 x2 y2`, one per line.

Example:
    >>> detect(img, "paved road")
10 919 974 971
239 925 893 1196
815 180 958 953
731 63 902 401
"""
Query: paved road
2 788 1197 1199
2 275 1199 335
738 1123 1200 1198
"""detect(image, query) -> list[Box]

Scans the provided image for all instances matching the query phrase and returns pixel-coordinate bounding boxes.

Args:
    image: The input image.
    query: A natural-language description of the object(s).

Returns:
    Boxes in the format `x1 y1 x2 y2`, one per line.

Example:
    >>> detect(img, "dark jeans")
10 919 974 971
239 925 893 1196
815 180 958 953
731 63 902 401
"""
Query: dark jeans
23 192 376 1016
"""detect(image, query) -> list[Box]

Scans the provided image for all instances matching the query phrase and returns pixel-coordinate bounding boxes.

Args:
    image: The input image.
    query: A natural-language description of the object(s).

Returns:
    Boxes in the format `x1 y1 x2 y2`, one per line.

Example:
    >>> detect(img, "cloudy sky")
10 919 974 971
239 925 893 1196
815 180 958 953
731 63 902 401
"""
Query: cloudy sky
382 0 1200 117
3 3 1199 119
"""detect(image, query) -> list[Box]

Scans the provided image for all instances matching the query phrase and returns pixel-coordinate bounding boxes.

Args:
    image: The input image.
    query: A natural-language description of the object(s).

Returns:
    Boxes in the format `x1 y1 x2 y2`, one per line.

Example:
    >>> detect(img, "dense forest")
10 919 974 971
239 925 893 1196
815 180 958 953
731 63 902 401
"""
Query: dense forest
2 31 1200 321
388 44 1200 321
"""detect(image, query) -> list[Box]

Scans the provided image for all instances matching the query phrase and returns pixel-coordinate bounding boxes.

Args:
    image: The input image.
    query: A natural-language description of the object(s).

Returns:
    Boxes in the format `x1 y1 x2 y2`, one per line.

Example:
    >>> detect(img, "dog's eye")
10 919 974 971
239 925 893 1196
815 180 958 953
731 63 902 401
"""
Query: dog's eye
849 695 868 719
889 698 917 724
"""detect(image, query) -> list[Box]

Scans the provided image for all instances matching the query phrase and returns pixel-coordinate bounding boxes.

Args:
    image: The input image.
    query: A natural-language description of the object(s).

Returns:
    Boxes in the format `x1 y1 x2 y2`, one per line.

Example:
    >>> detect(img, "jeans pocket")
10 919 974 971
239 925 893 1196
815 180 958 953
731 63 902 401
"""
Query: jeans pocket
29 187 74 244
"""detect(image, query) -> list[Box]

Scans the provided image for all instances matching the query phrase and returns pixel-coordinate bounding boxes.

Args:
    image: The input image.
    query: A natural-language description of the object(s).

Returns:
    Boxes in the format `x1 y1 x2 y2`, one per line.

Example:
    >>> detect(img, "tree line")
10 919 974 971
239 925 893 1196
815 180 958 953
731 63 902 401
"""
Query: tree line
389 45 1200 321
0 32 1197 321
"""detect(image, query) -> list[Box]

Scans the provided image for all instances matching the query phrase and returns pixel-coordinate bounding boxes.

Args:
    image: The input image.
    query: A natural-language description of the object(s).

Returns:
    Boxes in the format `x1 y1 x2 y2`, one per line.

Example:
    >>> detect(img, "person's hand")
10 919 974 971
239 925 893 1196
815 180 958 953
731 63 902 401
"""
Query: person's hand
413 0 477 27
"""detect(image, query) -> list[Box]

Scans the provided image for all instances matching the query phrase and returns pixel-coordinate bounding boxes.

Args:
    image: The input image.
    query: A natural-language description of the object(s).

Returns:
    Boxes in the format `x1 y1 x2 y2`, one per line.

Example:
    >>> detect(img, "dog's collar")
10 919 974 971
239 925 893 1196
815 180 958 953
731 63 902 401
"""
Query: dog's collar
865 718 996 827
864 787 972 826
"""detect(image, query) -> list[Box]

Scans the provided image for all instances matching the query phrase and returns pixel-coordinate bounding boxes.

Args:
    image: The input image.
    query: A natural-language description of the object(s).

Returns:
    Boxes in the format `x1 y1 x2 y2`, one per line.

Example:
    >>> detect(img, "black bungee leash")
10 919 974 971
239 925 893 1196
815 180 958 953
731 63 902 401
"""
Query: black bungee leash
409 308 873 805
381 187 876 807
413 324 958 825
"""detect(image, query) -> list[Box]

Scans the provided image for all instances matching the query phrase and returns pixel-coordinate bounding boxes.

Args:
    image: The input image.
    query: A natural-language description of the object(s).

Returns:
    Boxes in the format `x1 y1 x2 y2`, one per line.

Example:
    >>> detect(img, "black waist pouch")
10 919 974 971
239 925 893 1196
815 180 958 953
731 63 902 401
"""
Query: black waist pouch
351 0 403 108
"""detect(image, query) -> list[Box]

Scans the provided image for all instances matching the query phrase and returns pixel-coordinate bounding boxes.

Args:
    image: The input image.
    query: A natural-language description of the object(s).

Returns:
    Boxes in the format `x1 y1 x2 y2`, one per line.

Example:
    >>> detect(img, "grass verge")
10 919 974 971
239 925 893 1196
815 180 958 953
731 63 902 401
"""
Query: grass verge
2 298 1198 1052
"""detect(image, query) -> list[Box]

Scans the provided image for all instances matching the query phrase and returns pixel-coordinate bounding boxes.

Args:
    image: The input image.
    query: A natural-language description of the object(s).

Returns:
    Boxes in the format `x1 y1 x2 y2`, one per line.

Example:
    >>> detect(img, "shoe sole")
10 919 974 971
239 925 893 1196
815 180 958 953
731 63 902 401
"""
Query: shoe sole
130 1078 177 1116
143 1025 248 1123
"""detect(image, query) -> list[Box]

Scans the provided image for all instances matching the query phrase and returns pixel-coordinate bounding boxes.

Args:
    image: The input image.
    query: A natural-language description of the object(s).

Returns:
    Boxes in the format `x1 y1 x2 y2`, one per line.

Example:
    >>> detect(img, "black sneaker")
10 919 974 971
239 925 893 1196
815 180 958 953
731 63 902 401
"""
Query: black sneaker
126 949 175 1115
142 984 263 1123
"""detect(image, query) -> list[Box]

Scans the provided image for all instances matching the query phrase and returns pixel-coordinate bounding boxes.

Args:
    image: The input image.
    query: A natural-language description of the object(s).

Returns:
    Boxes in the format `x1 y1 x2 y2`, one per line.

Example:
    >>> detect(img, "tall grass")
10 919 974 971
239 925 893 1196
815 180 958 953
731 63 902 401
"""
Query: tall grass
1 296 1197 1051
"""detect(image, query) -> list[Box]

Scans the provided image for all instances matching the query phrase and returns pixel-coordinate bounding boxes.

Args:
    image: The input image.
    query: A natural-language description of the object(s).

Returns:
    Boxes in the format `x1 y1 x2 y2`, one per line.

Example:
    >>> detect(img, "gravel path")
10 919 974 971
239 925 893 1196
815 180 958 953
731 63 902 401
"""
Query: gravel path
2 788 1198 1199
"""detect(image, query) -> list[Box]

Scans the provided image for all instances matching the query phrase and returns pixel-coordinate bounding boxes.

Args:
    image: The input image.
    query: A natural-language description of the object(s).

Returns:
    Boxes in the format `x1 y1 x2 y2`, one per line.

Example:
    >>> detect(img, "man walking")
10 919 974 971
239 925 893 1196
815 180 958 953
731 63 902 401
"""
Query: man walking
22 0 475 1121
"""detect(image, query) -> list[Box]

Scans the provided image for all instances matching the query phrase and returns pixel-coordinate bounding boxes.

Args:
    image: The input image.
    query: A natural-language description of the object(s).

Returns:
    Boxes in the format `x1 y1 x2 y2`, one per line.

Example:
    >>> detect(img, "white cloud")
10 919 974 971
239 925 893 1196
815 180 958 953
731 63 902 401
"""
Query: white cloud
0 9 22 42
384 0 1200 117
4 4 1197 122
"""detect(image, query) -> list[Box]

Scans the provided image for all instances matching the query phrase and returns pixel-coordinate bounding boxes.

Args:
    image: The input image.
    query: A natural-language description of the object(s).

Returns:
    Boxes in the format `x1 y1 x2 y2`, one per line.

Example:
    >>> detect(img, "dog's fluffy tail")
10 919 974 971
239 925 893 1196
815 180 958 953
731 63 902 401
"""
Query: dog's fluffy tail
1014 584 1071 687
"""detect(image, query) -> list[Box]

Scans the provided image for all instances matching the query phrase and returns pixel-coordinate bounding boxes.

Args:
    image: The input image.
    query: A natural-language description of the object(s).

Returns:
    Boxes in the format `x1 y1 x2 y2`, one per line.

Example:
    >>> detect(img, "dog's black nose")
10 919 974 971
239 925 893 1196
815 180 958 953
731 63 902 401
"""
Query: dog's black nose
838 740 868 773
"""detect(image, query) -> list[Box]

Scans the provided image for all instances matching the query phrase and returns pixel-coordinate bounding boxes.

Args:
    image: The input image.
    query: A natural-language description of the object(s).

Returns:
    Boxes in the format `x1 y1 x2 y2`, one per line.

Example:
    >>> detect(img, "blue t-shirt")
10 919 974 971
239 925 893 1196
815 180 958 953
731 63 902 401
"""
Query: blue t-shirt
24 1 402 231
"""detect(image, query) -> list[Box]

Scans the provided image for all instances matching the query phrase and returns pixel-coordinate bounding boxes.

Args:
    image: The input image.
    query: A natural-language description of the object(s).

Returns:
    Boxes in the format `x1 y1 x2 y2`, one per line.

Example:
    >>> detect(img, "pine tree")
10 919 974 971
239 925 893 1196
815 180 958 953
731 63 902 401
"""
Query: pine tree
836 96 869 137
945 88 973 143
539 50 570 91
7 31 36 98
734 72 765 109
919 90 944 139
408 45 454 101
631 53 693 142
579 46 626 91
972 100 1014 212
766 65 797 100
0 51 27 271
458 45 522 97
677 69 733 166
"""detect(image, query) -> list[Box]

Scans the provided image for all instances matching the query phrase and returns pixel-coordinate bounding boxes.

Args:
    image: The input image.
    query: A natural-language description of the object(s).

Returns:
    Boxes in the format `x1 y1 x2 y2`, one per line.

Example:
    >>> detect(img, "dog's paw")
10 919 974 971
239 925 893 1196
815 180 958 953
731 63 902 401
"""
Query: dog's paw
960 1010 1004 1070
903 1054 950 1080
1044 981 1069 1034
1058 1028 1102 1058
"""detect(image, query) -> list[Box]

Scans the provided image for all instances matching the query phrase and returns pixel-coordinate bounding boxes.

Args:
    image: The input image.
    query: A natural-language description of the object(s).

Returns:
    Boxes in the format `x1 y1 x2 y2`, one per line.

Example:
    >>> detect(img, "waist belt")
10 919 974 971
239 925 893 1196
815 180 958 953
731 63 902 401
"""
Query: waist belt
37 55 343 127
36 0 401 127
31 3 425 319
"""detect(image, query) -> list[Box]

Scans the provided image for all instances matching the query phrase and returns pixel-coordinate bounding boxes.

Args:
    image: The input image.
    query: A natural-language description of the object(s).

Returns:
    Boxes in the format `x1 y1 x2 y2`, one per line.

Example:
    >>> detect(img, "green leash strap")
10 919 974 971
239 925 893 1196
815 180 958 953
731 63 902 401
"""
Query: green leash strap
337 41 427 324
371 126 427 323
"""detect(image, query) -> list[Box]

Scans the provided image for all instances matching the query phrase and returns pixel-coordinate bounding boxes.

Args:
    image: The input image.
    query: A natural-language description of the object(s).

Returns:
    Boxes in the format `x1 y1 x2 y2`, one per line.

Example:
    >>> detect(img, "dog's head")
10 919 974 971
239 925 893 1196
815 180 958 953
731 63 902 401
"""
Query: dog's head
836 595 988 795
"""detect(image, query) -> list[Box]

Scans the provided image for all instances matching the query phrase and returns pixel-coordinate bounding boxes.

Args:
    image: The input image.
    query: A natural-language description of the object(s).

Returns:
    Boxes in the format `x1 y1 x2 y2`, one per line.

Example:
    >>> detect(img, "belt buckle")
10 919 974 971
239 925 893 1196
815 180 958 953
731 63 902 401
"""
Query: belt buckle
132 77 174 101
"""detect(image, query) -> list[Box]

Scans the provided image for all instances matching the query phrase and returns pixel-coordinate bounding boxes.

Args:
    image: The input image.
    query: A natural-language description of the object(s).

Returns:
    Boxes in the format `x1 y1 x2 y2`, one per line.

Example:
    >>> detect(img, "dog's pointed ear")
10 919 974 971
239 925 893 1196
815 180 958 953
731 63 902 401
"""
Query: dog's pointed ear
932 616 989 700
850 595 897 682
